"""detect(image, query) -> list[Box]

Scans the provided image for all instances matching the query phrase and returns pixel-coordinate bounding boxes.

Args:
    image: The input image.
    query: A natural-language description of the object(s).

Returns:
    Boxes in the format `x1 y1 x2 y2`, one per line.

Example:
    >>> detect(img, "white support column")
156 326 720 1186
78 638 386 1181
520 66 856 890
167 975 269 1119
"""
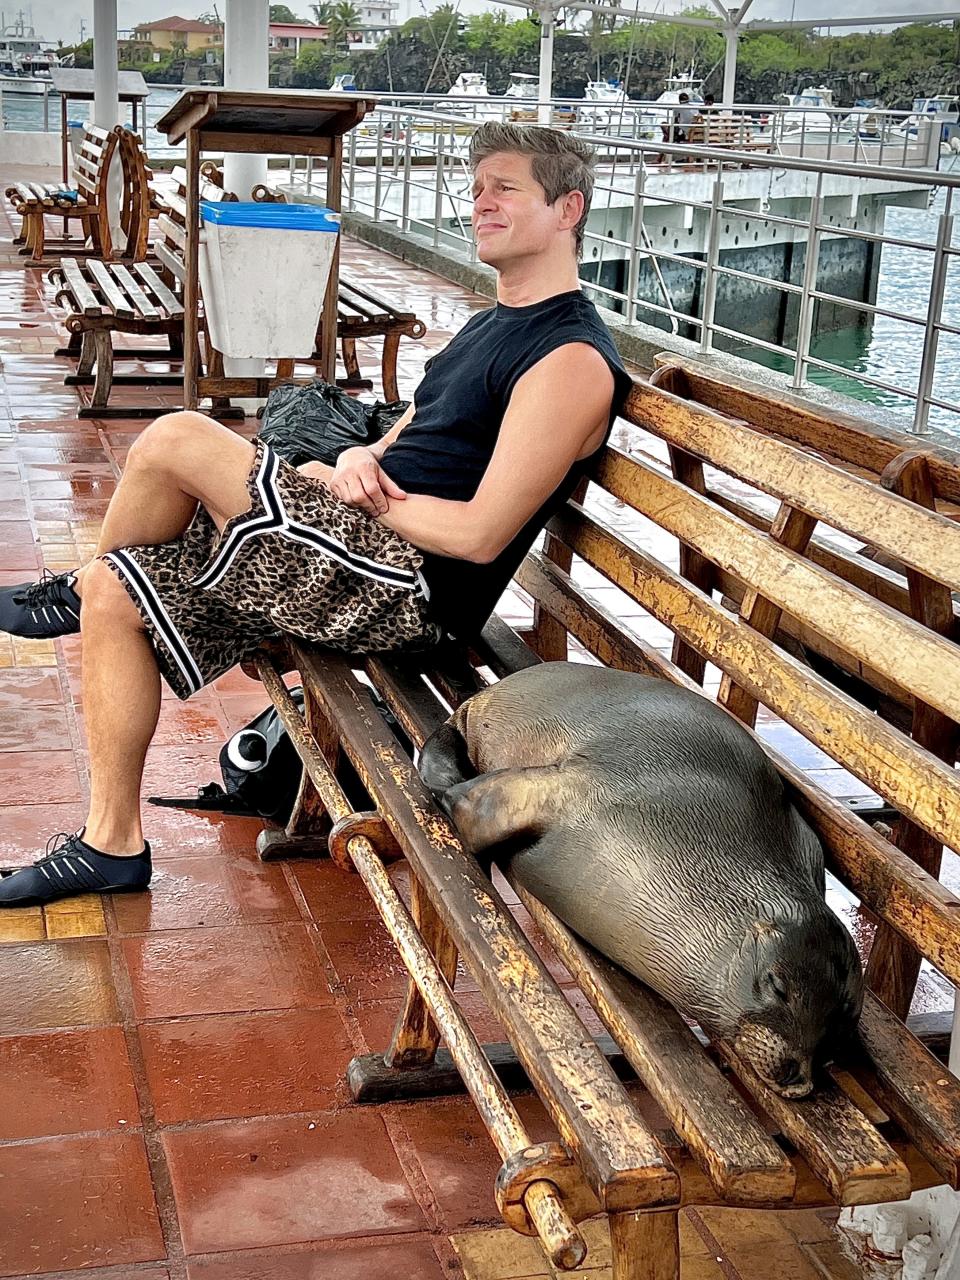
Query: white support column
222 0 270 407
223 0 269 198
93 0 119 130
93 0 121 238
721 22 738 107
537 2 555 126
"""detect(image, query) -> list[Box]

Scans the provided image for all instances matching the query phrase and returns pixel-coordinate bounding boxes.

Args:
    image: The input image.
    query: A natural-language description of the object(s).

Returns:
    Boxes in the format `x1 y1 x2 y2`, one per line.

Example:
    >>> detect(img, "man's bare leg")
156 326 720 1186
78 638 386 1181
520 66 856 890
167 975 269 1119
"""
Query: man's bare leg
75 412 259 846
80 560 160 854
88 410 256 564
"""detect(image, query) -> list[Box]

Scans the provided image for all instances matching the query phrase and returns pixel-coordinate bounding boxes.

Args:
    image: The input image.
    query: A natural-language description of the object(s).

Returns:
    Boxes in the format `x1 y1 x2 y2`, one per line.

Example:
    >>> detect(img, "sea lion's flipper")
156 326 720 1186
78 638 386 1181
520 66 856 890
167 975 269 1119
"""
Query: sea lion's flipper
419 721 476 797
443 765 568 855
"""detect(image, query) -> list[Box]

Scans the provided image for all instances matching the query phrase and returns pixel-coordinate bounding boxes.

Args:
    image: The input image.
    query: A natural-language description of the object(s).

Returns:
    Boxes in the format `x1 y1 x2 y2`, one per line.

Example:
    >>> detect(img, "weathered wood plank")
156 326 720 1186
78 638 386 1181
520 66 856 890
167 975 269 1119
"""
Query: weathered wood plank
297 645 681 1214
651 354 960 503
133 262 184 318
593 447 960 730
510 877 797 1206
85 260 135 320
864 453 959 1017
111 263 160 321
855 993 960 1188
59 259 101 317
717 501 818 726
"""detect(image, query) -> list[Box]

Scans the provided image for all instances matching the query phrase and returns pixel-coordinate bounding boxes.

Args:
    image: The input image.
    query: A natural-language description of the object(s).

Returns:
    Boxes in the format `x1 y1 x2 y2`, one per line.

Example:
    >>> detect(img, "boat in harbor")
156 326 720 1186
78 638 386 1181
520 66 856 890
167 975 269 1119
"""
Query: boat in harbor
503 72 577 126
0 13 60 95
894 93 960 147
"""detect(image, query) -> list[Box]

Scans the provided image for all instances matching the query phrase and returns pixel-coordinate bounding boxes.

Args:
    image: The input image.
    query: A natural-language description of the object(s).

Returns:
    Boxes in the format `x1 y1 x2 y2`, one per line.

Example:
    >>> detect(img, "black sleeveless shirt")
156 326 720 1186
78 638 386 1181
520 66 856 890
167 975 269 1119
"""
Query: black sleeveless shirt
379 290 632 639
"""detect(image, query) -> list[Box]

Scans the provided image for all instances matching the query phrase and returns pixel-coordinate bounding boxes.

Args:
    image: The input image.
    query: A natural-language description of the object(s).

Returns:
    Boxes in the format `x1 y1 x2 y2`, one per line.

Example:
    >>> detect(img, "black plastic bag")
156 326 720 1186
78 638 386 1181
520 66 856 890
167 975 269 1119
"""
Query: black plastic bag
257 379 409 468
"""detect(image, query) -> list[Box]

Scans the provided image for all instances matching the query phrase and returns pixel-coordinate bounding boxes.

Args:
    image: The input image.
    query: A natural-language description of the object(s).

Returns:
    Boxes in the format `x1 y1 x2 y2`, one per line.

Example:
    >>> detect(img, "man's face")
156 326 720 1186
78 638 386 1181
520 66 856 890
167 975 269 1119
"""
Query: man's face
471 151 575 268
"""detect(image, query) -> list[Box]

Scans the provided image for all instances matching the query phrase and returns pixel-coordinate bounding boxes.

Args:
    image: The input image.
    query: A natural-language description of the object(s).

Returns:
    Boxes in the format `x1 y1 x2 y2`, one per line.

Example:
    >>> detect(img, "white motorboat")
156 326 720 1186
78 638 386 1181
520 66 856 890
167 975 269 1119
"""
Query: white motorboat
0 14 60 95
648 69 704 130
776 85 837 138
894 93 960 148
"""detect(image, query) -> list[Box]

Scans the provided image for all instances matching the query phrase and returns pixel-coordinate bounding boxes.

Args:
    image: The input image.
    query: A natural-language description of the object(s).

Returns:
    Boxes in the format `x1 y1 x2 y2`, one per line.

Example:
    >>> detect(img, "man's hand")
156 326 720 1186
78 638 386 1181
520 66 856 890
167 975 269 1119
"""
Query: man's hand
327 445 407 516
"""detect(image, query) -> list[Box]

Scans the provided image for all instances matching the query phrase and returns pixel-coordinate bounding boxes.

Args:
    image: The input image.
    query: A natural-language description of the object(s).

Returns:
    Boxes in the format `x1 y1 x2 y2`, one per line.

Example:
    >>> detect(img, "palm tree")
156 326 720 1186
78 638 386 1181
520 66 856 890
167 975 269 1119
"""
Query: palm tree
310 3 334 28
328 1 360 51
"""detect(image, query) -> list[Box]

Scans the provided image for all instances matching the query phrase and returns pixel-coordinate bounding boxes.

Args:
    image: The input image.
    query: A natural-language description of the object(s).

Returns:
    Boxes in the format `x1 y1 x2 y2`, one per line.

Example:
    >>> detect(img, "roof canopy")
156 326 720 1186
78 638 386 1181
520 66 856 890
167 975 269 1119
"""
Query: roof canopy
552 0 960 32
50 68 149 101
156 88 375 148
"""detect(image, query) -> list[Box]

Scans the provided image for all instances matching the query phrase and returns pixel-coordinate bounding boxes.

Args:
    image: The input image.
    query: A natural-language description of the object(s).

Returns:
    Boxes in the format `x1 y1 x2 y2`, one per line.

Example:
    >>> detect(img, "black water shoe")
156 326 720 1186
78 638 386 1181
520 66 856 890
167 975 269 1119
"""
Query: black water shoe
0 832 152 907
0 569 81 639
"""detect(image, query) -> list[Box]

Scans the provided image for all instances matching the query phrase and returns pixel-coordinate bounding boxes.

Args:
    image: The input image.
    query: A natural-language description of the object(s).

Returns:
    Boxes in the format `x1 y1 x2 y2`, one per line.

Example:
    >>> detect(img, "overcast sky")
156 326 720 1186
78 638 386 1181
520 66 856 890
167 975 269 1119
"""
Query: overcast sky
10 0 957 52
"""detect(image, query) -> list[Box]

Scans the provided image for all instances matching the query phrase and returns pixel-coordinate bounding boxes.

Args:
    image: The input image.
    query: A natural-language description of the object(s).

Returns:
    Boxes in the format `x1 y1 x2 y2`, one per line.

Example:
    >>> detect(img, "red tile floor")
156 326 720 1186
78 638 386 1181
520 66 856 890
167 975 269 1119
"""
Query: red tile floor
0 164 951 1280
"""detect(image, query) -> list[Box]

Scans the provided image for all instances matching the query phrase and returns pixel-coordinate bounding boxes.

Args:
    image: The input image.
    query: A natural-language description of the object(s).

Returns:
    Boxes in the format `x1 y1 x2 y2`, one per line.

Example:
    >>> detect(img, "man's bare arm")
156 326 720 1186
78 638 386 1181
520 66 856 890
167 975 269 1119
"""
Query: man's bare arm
378 344 614 562
297 400 416 510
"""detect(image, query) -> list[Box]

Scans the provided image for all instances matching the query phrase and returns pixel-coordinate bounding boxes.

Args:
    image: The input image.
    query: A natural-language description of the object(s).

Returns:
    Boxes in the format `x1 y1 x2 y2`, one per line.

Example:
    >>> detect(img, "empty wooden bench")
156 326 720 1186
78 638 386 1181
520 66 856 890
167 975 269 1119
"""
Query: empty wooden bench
245 371 960 1276
6 124 119 265
48 165 231 418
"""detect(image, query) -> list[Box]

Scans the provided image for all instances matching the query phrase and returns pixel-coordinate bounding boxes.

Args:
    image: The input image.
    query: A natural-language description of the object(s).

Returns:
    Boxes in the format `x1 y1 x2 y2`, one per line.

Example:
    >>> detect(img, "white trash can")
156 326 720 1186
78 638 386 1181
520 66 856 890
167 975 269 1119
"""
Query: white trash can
198 201 341 360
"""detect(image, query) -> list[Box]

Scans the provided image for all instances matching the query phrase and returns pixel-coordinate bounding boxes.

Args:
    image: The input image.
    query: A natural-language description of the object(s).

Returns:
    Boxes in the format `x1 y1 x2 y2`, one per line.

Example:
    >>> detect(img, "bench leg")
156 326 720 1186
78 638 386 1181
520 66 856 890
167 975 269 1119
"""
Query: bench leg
341 336 362 383
610 1209 680 1280
77 330 96 377
381 331 401 404
256 682 337 860
89 331 114 410
26 211 46 265
384 878 458 1069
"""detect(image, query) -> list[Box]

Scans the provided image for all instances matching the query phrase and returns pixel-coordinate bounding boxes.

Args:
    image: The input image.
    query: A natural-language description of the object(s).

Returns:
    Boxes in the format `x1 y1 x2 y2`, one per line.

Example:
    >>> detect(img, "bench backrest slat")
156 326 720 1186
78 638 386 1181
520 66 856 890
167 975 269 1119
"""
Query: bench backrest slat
594 447 960 731
626 381 960 592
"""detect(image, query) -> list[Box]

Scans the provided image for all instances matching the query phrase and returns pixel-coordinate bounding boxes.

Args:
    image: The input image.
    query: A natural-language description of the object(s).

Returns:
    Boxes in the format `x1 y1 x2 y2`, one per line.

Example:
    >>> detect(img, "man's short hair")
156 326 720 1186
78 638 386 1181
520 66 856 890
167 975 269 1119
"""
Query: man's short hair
468 122 595 258
678 93 690 102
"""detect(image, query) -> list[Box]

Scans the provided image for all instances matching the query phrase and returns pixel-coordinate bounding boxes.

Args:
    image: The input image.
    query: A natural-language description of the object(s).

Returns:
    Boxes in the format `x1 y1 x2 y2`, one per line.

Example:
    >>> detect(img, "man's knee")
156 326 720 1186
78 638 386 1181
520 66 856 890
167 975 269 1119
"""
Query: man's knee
80 560 142 632
125 411 219 473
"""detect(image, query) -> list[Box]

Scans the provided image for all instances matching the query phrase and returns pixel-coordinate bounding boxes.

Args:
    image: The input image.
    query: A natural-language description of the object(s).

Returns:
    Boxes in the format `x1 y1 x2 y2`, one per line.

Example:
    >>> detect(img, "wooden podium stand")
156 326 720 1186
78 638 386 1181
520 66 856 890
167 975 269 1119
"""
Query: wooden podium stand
155 89 374 412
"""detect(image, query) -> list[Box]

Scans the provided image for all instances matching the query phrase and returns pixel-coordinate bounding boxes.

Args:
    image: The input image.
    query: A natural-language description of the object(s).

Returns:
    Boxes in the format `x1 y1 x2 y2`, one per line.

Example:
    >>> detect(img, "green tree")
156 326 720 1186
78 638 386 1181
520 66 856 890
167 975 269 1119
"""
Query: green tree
270 5 302 22
310 3 333 26
328 1 361 51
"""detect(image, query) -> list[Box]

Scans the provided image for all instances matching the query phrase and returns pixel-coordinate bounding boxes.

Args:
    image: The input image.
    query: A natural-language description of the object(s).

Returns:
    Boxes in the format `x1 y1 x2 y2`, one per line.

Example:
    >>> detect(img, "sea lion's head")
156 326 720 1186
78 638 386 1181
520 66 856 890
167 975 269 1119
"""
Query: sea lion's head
724 912 863 1099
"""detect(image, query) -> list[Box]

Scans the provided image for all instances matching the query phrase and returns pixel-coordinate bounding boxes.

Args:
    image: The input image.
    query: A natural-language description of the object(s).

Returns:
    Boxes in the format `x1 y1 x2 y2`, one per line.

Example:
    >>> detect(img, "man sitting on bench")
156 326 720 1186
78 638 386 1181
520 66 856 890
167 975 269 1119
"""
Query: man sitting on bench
0 121 631 908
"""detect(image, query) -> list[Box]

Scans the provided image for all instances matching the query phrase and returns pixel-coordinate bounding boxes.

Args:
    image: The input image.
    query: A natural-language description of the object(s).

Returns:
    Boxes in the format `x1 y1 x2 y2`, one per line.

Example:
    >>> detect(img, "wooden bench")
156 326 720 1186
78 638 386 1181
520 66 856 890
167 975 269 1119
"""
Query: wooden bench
245 368 960 1277
250 179 426 402
48 165 232 419
6 124 120 266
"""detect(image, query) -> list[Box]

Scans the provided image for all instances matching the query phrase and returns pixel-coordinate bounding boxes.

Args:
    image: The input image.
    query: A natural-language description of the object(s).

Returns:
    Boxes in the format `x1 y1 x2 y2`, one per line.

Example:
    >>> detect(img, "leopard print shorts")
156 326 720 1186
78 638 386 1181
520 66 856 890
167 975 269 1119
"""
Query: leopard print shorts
101 439 442 700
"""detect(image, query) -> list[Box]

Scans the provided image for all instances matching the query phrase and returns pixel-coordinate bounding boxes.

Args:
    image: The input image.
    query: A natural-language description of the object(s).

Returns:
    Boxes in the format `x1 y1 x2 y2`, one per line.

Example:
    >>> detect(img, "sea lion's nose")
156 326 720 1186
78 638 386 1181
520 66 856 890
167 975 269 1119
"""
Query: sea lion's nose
776 1058 803 1087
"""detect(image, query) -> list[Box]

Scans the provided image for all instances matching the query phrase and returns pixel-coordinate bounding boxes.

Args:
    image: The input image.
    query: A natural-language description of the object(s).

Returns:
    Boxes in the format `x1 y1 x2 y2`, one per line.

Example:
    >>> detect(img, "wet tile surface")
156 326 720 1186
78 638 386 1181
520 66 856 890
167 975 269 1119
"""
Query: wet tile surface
0 1024 140 1139
0 161 898 1280
163 1110 426 1253
0 1131 164 1275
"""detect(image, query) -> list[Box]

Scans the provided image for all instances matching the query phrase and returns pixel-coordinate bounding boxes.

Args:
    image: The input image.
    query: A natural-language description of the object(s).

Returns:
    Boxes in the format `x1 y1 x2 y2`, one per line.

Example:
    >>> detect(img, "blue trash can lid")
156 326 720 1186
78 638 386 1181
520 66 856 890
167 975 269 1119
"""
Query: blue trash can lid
67 119 84 128
200 201 341 232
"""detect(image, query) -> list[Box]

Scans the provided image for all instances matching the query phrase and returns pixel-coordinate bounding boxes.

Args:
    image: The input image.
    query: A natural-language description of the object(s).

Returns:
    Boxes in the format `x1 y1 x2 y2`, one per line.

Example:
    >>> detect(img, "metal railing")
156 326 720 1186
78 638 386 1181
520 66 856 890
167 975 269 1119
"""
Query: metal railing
287 103 960 435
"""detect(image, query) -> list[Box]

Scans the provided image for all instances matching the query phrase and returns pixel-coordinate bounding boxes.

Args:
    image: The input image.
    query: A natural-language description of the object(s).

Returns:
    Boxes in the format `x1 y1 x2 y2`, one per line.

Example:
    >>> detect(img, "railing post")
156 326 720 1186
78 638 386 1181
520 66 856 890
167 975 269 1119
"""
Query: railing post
913 210 953 434
792 173 824 390
42 84 49 131
433 128 444 247
625 164 644 326
401 117 412 233
699 170 724 354
373 117 384 217
347 127 357 208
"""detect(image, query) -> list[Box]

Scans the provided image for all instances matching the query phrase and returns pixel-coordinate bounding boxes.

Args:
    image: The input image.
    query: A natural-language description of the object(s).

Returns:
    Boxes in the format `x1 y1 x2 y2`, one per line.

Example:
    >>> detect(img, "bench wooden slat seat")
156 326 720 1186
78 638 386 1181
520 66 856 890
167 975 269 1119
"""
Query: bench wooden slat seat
5 124 119 265
48 165 226 418
240 355 960 1276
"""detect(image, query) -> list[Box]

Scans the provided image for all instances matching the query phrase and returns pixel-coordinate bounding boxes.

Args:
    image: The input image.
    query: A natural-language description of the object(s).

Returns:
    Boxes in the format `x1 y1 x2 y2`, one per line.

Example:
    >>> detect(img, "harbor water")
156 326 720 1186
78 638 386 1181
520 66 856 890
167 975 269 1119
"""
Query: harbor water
2 86 958 437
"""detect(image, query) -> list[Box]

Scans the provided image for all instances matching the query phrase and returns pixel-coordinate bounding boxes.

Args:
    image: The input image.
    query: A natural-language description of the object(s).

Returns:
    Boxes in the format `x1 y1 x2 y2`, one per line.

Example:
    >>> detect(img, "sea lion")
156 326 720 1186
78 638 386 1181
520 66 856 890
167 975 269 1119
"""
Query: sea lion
418 662 864 1099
